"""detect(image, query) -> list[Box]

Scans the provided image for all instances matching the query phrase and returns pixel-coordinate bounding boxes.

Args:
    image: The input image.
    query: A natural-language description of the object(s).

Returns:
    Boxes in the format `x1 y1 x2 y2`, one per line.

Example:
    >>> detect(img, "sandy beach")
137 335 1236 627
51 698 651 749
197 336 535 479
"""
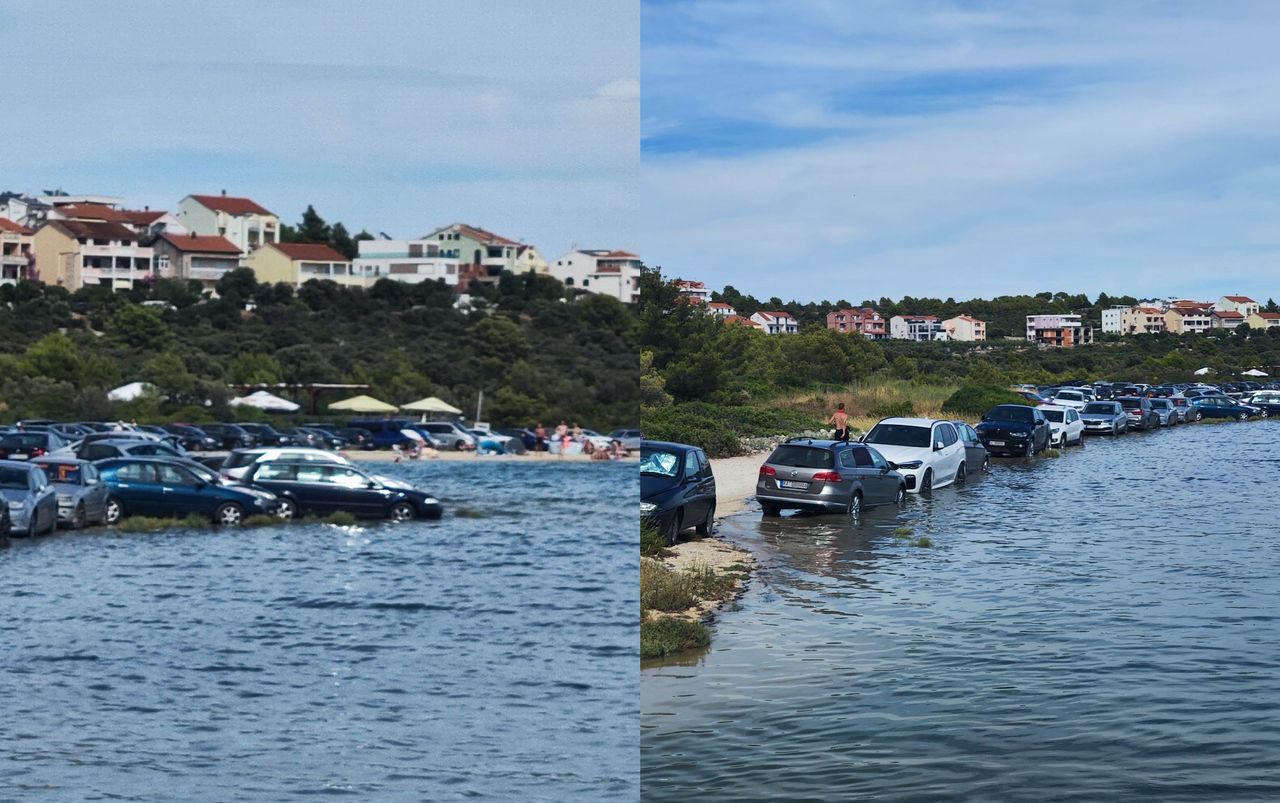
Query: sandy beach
707 453 765 515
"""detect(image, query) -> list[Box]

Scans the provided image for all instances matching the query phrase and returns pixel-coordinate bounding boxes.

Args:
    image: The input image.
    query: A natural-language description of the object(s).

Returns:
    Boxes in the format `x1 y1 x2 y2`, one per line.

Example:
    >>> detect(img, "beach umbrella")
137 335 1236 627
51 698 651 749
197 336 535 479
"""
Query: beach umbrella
1243 368 1269 377
107 381 153 402
327 394 399 414
1193 367 1212 376
229 390 300 412
400 396 462 415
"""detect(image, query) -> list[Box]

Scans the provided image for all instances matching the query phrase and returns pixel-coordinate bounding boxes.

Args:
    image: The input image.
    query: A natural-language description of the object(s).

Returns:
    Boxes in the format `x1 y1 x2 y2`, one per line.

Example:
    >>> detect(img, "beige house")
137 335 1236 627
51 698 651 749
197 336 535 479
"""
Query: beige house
1164 307 1212 334
152 232 243 291
31 219 153 291
513 244 549 274
1211 310 1245 329
0 217 34 284
941 314 987 341
1246 311 1280 329
1121 306 1167 334
246 242 359 287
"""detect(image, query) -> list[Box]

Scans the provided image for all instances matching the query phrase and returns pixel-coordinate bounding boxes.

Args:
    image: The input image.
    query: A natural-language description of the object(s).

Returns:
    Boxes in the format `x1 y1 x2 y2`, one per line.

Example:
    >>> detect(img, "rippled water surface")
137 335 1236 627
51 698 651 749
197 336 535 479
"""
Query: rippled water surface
643 422 1280 801
1 460 637 801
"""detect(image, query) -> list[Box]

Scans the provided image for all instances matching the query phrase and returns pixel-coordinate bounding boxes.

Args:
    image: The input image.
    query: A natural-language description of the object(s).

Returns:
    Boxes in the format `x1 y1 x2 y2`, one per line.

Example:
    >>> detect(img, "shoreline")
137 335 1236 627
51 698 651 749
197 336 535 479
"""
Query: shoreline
290 450 635 464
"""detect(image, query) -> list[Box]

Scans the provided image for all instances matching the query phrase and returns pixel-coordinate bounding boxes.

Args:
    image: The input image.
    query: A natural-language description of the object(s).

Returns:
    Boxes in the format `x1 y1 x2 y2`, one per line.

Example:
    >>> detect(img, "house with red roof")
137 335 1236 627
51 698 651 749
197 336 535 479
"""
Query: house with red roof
1246 311 1280 330
179 191 280 254
1210 309 1246 330
827 307 887 338
422 223 530 290
31 219 154 290
707 301 737 318
1216 295 1260 317
723 314 763 330
0 217 34 284
750 310 799 335
152 232 244 290
942 314 987 341
549 248 642 303
246 242 357 288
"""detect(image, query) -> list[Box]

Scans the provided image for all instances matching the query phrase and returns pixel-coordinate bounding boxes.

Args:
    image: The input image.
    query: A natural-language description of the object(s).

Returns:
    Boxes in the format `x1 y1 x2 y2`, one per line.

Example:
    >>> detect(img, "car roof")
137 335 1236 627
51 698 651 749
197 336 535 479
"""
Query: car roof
0 459 37 469
31 457 92 466
874 417 944 426
780 438 849 448
1036 403 1069 411
641 440 698 452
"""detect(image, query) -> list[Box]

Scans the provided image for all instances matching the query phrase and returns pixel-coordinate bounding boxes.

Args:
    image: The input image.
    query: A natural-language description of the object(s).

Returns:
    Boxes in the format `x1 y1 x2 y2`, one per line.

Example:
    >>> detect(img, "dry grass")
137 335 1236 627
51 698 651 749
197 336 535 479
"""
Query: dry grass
640 558 738 613
758 379 964 432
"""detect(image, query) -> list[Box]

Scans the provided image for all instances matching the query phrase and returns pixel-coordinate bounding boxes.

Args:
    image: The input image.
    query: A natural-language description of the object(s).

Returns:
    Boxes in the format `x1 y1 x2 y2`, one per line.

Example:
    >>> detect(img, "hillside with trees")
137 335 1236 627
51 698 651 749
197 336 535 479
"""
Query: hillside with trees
0 270 637 428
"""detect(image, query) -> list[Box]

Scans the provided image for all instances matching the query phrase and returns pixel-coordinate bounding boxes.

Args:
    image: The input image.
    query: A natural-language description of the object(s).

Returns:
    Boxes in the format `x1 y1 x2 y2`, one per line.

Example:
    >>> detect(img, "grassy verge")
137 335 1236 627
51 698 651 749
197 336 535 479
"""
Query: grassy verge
113 510 361 533
639 553 746 660
640 614 710 659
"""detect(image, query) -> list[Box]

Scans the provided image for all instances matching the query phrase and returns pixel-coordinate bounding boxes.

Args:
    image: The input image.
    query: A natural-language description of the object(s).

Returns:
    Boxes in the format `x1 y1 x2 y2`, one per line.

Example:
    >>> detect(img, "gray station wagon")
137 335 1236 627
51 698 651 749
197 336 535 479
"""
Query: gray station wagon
757 439 906 517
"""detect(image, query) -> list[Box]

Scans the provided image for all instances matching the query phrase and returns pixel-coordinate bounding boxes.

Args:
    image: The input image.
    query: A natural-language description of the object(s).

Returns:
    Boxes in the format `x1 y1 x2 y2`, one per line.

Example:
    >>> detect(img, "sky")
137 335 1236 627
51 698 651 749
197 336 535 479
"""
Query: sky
641 0 1280 304
0 0 638 260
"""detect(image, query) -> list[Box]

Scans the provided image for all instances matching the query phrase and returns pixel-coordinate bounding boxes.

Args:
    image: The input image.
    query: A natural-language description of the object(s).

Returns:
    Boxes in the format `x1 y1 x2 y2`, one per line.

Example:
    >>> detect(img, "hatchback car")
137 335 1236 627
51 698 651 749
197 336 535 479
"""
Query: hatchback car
31 458 110 529
1116 396 1160 430
974 405 1052 457
244 460 442 522
640 440 716 546
1049 389 1088 411
0 430 69 461
861 418 967 493
0 460 57 536
1147 398 1180 427
1243 391 1280 416
72 438 188 462
756 439 906 516
96 457 280 525
1079 401 1128 435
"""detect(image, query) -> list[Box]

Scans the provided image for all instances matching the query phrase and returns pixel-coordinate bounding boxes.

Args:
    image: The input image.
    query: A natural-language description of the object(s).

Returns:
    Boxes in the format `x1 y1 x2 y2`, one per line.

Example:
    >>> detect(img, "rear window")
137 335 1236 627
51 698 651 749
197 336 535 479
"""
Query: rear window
767 445 834 469
1056 391 1083 401
1119 399 1140 409
1149 400 1170 409
0 466 30 489
2 433 46 448
37 463 83 483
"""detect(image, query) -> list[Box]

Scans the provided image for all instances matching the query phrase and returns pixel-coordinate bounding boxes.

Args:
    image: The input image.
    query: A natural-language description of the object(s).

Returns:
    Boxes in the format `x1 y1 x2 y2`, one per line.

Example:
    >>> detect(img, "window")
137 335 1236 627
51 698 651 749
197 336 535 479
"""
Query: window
326 466 367 488
158 464 194 485
117 463 159 483
936 423 958 447
839 450 856 469
684 450 700 479
851 447 874 468
767 445 834 469
256 463 297 481
83 444 119 461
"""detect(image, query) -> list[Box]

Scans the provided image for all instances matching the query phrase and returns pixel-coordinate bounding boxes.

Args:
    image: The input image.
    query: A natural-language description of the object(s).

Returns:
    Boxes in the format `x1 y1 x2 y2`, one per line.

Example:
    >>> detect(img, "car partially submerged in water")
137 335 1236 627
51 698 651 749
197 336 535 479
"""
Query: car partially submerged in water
756 438 906 516
30 458 110 529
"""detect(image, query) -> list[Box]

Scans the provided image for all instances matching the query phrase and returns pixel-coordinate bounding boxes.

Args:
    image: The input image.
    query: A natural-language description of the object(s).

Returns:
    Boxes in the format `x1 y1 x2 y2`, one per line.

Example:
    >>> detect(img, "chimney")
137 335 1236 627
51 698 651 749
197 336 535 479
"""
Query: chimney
144 205 149 211
221 189 227 196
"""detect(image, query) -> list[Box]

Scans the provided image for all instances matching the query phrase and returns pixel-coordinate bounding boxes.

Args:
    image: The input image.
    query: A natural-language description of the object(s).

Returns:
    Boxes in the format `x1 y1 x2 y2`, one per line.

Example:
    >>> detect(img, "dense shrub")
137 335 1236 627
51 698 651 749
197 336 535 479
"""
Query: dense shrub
941 385 1034 417
641 402 820 458
868 400 916 419
640 616 711 659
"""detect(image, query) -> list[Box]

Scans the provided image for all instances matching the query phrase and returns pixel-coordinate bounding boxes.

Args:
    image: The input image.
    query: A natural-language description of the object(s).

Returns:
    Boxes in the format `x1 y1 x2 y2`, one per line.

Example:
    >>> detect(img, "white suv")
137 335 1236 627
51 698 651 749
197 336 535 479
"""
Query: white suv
1050 389 1088 410
860 417 966 494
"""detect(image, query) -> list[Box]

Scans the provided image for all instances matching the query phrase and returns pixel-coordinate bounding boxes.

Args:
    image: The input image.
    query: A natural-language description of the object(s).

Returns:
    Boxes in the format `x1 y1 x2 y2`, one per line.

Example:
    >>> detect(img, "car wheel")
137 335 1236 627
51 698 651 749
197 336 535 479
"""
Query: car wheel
760 502 781 518
104 497 123 526
390 501 416 522
277 497 298 521
215 502 244 526
1194 411 1203 421
1238 412 1248 421
1261 409 1270 418
454 441 466 452
894 485 906 505
955 463 966 485
847 492 862 517
695 502 715 535
665 511 683 546
71 503 86 530
982 456 990 471
920 469 933 494
42 507 56 535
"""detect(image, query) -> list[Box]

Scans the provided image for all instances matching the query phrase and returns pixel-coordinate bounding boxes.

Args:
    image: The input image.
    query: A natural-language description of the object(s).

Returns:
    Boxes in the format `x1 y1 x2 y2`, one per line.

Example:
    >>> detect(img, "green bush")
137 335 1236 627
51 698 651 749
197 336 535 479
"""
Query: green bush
868 400 916 418
640 616 710 659
641 401 820 458
640 525 668 558
941 385 1033 417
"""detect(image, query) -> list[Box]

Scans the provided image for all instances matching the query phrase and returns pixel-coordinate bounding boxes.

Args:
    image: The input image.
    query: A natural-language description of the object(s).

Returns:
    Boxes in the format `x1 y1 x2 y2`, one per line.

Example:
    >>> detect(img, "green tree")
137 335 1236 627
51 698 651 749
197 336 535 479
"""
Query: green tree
227 352 284 385
331 222 356 259
297 205 331 243
21 333 83 384
110 305 169 349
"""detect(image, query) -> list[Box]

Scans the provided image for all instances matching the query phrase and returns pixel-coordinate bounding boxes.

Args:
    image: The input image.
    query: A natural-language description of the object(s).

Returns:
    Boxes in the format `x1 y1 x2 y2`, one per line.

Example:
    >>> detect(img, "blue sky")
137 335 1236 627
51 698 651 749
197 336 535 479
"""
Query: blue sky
642 1 1280 303
0 0 637 259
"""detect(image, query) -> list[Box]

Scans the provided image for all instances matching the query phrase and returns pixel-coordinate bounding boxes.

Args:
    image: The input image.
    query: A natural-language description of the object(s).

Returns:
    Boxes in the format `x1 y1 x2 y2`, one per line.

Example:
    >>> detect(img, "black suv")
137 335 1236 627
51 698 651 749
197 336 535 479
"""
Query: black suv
974 405 1052 457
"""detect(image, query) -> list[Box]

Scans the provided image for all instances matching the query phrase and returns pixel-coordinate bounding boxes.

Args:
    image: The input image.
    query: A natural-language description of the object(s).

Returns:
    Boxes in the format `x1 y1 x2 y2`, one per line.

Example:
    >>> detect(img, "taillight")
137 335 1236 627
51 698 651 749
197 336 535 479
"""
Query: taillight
759 465 776 476
0 449 7 458
813 471 843 482
31 447 45 458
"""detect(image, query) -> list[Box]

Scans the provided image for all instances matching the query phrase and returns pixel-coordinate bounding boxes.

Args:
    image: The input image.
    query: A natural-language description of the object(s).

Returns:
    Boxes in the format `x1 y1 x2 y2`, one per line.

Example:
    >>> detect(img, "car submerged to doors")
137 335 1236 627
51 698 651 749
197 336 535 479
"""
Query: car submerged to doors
974 405 1052 457
0 460 57 536
96 457 280 525
1037 404 1084 447
640 440 716 546
31 458 109 529
756 439 906 516
1117 396 1160 430
1080 401 1128 435
860 417 966 493
243 460 442 522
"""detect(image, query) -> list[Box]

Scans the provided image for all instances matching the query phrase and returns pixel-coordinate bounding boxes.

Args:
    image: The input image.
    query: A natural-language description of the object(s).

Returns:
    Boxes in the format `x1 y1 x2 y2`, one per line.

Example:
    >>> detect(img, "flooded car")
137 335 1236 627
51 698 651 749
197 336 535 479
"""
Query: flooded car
31 458 110 529
756 439 906 516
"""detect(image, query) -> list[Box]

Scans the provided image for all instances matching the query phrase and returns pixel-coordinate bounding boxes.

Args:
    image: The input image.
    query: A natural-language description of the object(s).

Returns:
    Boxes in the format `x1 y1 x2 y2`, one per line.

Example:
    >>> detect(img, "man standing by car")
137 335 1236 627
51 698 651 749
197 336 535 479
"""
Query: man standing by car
829 403 850 442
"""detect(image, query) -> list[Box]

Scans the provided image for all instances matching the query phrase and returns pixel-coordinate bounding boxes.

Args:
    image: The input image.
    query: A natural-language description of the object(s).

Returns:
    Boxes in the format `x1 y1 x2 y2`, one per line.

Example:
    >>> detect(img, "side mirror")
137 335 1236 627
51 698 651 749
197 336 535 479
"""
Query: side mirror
193 482 206 491
367 481 380 489
934 442 944 451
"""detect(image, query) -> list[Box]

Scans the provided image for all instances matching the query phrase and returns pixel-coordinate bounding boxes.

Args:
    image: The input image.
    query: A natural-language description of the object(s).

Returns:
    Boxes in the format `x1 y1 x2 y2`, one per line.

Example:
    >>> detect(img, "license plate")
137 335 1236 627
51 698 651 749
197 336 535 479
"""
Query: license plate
988 441 1005 447
778 480 809 490
10 452 27 459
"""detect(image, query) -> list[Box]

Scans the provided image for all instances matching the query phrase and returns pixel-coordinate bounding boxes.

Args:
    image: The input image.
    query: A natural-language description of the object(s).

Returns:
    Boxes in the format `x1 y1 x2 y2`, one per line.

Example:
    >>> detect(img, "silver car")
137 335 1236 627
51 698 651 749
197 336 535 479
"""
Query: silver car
757 439 906 516
0 460 58 536
608 429 644 451
32 458 110 529
1147 398 1180 427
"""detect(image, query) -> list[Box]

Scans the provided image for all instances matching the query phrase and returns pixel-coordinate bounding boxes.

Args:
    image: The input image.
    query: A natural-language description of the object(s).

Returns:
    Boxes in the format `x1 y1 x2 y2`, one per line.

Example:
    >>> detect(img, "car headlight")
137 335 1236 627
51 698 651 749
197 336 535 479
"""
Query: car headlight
640 502 656 514
1010 431 1028 438
896 460 923 470
423 497 439 505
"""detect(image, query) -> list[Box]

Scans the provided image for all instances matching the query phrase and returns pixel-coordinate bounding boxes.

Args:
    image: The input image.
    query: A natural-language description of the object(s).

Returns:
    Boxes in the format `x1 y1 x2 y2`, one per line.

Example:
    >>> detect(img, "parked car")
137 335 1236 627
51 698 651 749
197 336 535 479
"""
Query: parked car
413 421 475 451
236 423 296 447
68 438 188 462
30 458 110 528
861 417 967 493
756 439 906 516
346 419 422 450
496 428 538 451
640 440 716 546
1037 404 1085 447
1188 396 1263 421
96 457 280 525
200 423 259 449
220 447 353 481
306 424 376 450
1012 389 1050 405
1147 398 1180 427
162 423 222 451
1080 401 1128 435
1050 389 1088 411
0 430 69 461
0 460 57 536
1243 391 1280 416
949 421 991 474
974 405 1052 457
295 426 346 449
607 429 644 451
1116 396 1160 430
243 460 442 522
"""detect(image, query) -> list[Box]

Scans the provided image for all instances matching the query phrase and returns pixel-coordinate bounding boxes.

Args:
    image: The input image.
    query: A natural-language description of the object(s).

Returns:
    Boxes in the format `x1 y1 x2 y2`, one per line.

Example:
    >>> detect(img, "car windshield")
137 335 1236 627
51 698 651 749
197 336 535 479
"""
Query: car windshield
0 466 28 489
1041 410 1065 423
984 406 1033 423
1083 403 1114 414
640 449 680 477
36 463 82 483
767 445 834 469
1056 392 1083 401
864 424 931 448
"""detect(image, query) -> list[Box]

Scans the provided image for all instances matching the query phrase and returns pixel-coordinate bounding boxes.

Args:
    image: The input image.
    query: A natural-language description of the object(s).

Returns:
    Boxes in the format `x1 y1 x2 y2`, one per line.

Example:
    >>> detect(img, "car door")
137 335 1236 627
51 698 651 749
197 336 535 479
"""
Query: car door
323 465 389 516
156 463 215 518
1065 408 1080 441
290 462 335 512
83 464 108 521
849 445 889 504
680 450 707 523
935 423 963 479
112 461 163 515
864 446 899 501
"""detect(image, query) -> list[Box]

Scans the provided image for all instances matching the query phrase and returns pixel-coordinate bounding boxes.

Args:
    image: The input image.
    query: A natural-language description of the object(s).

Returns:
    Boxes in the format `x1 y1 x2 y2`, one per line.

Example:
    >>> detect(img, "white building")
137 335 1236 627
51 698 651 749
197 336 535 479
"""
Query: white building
890 314 945 340
549 248 642 303
750 310 798 334
1121 306 1167 335
707 301 736 317
1101 306 1128 334
1025 314 1092 347
1216 295 1260 317
354 237 462 286
941 314 986 341
178 192 280 255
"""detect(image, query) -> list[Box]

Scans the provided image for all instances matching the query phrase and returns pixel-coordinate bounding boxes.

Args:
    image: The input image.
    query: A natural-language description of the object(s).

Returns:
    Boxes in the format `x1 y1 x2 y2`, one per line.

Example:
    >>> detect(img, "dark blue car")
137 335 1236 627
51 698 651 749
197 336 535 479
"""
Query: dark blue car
96 457 280 525
243 460 443 521
1188 396 1263 421
641 440 717 546
974 404 1052 457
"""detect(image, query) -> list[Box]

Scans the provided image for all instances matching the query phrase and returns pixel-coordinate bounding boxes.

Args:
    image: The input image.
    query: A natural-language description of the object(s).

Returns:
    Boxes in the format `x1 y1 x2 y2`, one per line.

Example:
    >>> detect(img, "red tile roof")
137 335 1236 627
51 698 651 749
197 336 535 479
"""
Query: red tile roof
598 250 638 258
1257 312 1280 320
675 279 706 289
1214 310 1245 318
118 209 168 225
446 224 519 246
47 219 137 242
1223 295 1256 303
724 315 761 327
188 194 274 216
267 242 349 262
708 302 734 309
158 232 242 254
54 203 127 222
755 310 796 321
0 217 32 235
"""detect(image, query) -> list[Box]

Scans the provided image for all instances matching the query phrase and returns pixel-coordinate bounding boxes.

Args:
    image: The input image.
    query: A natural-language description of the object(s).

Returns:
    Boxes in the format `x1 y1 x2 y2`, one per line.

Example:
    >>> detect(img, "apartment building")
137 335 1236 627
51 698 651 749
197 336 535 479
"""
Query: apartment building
354 237 461 287
179 192 279 254
1026 314 1093 348
1121 306 1167 335
941 314 987 341
549 248 642 303
31 219 154 290
750 310 798 334
0 217 34 284
889 314 944 341
826 307 887 338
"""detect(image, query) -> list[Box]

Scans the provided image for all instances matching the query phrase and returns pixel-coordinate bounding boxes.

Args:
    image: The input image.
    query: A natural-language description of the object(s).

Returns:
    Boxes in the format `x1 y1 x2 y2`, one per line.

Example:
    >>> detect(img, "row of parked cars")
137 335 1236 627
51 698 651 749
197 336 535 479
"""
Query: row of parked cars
641 380 1278 545
0 443 446 539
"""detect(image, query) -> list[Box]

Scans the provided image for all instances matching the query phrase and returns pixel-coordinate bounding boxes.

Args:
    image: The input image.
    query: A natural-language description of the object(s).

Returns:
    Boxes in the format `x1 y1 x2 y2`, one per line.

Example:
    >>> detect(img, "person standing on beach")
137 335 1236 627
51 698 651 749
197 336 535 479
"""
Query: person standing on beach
534 423 548 452
555 420 570 457
829 403 850 442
